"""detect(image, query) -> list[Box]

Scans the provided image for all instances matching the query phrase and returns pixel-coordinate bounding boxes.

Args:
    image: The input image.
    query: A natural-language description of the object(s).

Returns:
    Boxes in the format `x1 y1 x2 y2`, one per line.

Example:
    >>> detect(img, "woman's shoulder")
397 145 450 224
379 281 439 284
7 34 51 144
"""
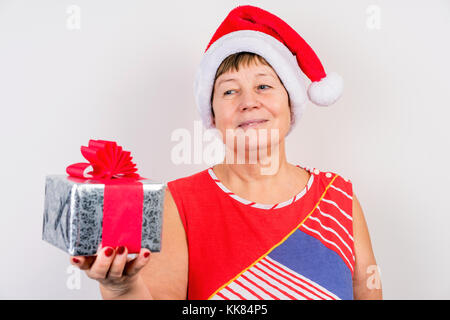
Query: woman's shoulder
303 165 353 196
300 164 351 183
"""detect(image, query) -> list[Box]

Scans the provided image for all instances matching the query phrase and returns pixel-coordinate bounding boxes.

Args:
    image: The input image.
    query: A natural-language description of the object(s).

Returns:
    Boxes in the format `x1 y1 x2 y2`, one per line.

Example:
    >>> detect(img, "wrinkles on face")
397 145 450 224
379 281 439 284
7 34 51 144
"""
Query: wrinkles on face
211 61 291 144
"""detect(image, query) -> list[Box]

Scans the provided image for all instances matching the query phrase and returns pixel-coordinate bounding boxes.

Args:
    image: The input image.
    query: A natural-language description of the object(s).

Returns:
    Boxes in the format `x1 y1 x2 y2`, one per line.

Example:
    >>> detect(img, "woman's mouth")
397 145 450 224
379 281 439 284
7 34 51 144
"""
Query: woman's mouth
237 119 269 129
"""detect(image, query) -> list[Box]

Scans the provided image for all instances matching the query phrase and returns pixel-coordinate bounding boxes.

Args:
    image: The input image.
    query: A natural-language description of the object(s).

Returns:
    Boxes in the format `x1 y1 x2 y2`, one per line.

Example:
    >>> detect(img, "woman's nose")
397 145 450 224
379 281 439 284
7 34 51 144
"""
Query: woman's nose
239 90 260 111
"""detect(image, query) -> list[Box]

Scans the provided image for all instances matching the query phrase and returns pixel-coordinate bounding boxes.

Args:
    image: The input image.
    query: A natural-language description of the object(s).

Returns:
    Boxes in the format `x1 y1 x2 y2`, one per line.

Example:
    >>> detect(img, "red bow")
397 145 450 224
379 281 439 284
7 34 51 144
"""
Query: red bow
66 139 145 254
66 139 143 180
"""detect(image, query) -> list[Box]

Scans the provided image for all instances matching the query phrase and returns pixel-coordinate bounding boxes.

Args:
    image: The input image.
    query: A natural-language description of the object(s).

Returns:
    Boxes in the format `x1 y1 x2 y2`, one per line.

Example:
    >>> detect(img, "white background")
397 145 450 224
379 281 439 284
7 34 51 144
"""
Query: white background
0 0 449 299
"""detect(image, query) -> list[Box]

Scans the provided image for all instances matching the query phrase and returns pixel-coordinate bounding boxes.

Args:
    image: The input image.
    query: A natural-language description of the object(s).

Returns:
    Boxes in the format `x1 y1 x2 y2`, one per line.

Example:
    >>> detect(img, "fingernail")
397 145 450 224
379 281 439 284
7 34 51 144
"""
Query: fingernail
72 258 80 264
104 247 114 257
144 251 150 258
117 246 126 255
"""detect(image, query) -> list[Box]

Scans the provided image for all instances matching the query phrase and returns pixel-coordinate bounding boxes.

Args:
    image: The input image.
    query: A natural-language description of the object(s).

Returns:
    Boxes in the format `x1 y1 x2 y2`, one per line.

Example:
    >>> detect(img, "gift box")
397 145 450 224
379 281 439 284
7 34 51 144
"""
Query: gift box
42 139 166 256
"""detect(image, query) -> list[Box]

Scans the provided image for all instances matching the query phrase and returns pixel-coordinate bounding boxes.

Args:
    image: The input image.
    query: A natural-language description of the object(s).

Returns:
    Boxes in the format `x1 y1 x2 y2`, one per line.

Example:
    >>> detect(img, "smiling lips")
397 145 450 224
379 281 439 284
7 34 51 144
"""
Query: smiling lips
237 119 269 129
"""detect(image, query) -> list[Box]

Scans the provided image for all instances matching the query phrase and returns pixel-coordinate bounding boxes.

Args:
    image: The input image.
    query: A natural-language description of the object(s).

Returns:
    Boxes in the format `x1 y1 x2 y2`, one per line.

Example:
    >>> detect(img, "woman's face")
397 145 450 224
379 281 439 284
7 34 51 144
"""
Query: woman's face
211 60 291 153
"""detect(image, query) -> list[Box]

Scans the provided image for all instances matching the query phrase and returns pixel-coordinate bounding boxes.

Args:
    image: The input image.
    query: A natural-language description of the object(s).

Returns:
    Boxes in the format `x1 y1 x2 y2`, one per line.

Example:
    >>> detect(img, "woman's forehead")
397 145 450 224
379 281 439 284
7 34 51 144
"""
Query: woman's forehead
216 63 278 85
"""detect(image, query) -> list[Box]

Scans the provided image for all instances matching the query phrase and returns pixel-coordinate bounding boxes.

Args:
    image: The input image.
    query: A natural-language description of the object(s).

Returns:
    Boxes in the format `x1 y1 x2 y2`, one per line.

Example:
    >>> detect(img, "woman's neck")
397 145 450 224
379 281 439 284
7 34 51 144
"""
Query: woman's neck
215 139 294 184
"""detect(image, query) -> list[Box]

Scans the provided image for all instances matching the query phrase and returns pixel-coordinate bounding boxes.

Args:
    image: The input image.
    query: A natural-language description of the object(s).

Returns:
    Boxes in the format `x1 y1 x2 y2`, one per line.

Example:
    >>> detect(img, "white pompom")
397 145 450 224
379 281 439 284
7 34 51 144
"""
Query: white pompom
307 72 344 106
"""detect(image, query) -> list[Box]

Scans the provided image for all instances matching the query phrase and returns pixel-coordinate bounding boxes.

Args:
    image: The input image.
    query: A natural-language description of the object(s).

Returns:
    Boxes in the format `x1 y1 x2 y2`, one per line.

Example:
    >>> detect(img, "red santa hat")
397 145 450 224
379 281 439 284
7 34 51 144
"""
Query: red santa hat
193 5 343 135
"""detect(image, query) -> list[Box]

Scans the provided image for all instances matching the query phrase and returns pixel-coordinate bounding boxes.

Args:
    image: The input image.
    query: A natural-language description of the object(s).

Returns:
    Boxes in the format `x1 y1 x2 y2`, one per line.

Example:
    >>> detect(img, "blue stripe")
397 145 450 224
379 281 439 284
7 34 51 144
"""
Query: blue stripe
267 229 353 300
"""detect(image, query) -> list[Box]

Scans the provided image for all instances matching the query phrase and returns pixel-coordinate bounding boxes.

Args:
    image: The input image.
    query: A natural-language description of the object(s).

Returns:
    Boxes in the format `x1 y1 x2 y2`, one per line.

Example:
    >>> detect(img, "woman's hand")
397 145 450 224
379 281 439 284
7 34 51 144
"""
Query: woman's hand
70 245 152 299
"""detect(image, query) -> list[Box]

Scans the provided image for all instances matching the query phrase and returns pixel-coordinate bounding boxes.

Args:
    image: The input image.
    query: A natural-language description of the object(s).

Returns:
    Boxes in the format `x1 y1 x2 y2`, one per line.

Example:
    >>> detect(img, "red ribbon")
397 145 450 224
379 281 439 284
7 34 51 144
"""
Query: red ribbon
66 139 145 254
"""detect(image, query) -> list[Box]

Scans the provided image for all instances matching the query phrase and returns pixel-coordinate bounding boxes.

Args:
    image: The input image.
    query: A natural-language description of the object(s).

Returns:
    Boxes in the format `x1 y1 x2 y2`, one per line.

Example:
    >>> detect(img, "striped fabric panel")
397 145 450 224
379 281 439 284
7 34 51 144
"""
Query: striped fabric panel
210 256 340 300
299 175 355 274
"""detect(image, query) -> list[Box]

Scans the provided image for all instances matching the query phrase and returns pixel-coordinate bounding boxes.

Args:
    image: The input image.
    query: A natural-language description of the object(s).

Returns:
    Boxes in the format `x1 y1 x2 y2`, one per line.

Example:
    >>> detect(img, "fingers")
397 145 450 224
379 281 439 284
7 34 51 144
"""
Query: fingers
69 246 151 282
123 248 152 277
85 246 116 280
107 246 128 279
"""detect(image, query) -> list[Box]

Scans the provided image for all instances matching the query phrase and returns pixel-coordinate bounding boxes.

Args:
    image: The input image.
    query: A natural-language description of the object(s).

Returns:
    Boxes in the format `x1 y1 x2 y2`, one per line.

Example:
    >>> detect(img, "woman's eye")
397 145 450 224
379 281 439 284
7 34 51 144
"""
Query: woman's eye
224 90 235 95
223 85 270 96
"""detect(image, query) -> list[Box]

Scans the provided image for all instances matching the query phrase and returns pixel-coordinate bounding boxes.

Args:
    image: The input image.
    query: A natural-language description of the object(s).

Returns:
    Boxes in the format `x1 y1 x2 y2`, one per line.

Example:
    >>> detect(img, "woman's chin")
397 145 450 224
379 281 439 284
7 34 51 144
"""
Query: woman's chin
232 138 281 155
220 125 285 154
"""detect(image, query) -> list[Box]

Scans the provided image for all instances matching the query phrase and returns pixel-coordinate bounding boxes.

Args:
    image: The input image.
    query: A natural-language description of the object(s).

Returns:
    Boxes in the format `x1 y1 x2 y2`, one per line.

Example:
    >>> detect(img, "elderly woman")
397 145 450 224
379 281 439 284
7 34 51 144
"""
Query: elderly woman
70 5 382 300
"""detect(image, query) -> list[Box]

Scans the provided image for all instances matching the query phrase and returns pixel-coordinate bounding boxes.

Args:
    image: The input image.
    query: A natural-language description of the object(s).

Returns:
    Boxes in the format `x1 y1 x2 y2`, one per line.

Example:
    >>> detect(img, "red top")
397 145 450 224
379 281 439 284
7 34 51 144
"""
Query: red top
167 165 354 300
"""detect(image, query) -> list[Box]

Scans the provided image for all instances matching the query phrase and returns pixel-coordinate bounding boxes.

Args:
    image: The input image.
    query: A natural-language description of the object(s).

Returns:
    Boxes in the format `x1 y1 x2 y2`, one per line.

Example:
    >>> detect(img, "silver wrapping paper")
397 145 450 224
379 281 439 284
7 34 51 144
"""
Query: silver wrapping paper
42 175 165 256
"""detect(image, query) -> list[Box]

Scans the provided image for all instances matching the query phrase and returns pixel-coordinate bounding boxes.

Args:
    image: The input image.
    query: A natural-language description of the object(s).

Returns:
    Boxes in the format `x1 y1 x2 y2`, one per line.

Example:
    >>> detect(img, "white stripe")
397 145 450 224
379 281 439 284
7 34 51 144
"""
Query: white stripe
227 281 258 300
237 276 274 300
330 184 352 200
258 259 325 300
221 287 242 300
207 167 314 210
208 168 219 180
320 198 352 220
250 266 306 300
307 216 354 259
242 269 290 299
210 293 225 300
264 256 340 300
317 206 354 242
208 168 260 206
301 224 354 272
255 261 314 299
228 193 254 205
249 202 277 209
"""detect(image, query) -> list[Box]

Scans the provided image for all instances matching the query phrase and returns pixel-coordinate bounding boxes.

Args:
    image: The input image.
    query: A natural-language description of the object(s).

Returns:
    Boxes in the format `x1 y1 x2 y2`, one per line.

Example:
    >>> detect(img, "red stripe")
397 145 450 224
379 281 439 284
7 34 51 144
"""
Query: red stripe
314 208 354 251
247 269 296 299
308 206 353 256
270 203 278 210
260 259 335 300
319 198 352 227
234 279 263 300
303 217 355 266
253 264 310 300
315 204 353 235
240 274 280 300
225 285 247 300
263 258 336 300
320 197 352 226
247 202 256 206
258 261 322 300
291 194 296 203
308 212 354 259
216 291 229 300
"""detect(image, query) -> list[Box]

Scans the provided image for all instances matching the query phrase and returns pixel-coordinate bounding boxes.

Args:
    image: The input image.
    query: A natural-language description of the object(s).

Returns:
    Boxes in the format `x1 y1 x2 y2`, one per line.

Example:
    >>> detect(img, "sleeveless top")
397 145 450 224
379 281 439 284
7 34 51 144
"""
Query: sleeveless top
167 165 354 300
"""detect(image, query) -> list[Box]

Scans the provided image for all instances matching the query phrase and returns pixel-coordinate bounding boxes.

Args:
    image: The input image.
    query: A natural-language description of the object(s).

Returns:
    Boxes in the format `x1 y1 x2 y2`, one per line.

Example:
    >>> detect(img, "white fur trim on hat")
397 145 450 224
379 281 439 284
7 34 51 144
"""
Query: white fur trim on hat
193 30 309 136
307 72 344 106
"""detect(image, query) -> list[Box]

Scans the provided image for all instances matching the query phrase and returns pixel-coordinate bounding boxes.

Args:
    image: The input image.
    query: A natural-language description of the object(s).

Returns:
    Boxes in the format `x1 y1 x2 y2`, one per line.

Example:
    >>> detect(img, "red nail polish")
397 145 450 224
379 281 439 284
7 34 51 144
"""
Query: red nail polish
117 246 125 255
144 251 150 258
104 247 114 257
72 258 80 264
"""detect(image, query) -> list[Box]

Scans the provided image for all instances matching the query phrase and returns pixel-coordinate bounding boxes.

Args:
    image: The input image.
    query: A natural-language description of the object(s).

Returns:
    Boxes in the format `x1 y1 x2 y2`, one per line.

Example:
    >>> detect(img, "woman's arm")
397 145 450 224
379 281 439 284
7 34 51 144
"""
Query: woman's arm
137 188 189 299
352 193 383 299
